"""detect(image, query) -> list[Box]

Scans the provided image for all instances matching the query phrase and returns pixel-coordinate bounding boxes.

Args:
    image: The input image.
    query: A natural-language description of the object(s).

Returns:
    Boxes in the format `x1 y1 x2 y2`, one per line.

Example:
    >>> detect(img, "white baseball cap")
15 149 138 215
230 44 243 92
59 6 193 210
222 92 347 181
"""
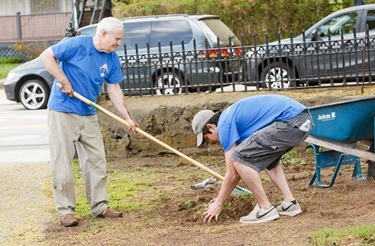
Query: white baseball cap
192 110 215 146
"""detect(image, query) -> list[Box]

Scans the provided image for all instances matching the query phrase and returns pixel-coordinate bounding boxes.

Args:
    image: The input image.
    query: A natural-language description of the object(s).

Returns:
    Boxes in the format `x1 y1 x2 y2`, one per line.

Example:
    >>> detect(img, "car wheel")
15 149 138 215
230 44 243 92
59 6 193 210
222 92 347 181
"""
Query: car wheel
155 72 185 95
19 79 50 110
260 62 296 89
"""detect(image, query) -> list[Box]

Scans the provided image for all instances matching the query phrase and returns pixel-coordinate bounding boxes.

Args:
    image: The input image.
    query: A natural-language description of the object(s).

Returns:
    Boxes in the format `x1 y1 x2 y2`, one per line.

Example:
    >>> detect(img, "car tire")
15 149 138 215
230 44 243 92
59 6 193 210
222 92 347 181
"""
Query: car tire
260 62 296 89
154 72 186 95
19 79 50 110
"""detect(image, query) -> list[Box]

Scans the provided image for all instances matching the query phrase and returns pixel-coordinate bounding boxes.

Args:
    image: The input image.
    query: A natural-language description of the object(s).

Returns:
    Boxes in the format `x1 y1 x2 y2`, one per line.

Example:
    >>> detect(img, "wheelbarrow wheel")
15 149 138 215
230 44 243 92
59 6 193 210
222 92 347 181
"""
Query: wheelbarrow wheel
367 143 375 180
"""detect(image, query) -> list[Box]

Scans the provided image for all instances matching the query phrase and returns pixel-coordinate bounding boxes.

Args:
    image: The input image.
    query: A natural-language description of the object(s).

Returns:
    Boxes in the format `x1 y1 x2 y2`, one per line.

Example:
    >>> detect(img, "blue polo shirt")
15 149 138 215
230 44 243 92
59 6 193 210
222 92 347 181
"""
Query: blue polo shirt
218 94 306 152
48 36 123 115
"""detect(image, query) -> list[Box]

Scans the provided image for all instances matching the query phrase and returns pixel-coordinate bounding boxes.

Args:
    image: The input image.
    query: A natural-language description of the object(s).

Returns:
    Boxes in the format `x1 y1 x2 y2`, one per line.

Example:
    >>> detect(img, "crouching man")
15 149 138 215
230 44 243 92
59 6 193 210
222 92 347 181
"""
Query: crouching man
192 94 313 224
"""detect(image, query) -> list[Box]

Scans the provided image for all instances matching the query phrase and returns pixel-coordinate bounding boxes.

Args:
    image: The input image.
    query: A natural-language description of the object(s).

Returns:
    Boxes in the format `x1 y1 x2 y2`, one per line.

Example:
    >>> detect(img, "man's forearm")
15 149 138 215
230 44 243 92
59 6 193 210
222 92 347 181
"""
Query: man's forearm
215 151 241 204
39 48 68 83
107 84 133 120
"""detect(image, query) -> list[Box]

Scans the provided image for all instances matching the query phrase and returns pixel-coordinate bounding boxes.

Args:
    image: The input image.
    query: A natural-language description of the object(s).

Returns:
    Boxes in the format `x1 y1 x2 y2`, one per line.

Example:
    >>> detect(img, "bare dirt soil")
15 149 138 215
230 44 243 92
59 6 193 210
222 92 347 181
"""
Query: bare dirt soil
43 152 375 246
2 154 374 245
2 87 375 246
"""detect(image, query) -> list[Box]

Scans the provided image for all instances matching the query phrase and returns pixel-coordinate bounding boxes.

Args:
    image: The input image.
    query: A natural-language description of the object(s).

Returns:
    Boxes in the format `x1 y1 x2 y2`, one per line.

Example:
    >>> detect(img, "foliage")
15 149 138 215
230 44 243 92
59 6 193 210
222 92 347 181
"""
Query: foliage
11 42 48 61
0 63 22 79
0 57 23 64
112 0 355 44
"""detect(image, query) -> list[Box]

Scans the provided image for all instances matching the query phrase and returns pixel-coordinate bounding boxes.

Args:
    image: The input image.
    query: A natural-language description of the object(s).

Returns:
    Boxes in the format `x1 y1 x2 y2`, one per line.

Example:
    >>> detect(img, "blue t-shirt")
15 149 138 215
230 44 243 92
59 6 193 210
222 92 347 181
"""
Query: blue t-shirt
218 94 306 152
48 36 123 115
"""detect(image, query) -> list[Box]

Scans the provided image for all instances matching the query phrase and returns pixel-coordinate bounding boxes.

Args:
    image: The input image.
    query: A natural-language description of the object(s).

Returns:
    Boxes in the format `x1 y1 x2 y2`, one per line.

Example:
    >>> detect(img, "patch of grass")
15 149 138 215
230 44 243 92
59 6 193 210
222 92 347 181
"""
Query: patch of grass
0 63 22 79
154 194 172 202
280 149 308 169
43 158 173 219
70 159 155 217
44 155 224 227
88 220 104 235
178 200 198 211
309 224 375 245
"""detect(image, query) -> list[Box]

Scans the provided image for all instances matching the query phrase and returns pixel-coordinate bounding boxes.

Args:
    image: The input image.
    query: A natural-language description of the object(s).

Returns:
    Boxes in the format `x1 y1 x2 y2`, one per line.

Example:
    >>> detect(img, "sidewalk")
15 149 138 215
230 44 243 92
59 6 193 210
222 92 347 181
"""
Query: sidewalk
0 161 54 245
0 77 54 244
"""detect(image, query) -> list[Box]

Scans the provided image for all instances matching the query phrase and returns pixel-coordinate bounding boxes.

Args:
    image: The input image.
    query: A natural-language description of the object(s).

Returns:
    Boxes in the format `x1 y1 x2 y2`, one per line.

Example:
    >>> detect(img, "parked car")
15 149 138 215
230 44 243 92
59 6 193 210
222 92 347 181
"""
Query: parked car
4 14 242 110
243 4 375 89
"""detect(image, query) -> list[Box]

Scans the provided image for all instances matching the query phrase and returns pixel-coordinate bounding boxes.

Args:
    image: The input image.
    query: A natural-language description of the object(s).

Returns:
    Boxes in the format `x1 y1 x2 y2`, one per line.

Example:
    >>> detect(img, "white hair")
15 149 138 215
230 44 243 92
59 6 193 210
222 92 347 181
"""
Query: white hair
96 17 123 35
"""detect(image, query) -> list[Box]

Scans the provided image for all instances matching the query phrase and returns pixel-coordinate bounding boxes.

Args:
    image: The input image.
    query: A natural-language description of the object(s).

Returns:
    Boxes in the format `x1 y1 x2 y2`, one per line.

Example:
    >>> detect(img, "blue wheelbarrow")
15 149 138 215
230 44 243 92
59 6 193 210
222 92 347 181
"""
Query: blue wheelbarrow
305 95 375 187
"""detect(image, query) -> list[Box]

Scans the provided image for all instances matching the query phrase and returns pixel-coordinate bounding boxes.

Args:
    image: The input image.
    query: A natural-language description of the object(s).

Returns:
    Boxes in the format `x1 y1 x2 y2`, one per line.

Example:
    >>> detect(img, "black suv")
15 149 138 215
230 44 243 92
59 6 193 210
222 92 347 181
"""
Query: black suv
4 14 242 109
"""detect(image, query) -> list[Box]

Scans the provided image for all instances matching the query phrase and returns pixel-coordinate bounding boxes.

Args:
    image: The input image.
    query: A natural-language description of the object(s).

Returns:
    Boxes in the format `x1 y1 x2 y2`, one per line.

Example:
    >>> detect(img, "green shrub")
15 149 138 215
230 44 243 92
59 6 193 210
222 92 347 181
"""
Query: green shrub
0 57 23 64
11 42 48 61
0 63 22 79
112 0 355 45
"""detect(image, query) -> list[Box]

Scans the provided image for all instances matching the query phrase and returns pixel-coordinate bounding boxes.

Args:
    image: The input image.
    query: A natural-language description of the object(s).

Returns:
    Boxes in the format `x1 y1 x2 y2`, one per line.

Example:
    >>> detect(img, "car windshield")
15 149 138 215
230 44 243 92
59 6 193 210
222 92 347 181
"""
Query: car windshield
199 18 241 47
317 11 358 36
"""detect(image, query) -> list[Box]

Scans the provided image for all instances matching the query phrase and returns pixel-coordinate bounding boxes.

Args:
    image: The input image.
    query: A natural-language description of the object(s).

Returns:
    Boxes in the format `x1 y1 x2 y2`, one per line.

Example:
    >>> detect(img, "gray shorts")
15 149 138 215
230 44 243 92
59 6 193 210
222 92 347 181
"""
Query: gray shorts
230 110 313 172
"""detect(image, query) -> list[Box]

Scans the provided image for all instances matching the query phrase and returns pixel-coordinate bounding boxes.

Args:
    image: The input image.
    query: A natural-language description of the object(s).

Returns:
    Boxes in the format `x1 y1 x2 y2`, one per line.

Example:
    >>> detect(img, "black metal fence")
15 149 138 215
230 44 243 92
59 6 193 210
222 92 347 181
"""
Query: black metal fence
118 29 375 96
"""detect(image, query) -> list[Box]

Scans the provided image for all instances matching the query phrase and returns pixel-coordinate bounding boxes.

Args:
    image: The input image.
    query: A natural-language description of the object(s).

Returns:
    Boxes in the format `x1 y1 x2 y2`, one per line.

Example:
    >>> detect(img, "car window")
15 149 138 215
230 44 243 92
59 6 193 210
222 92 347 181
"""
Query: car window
150 20 193 48
199 19 241 47
79 26 97 36
121 22 151 51
366 10 375 30
317 11 358 37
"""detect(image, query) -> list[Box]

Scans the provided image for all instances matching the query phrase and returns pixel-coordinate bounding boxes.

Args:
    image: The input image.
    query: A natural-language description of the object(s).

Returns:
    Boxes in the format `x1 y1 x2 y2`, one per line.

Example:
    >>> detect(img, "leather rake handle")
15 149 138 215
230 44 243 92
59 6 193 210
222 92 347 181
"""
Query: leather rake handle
56 83 251 194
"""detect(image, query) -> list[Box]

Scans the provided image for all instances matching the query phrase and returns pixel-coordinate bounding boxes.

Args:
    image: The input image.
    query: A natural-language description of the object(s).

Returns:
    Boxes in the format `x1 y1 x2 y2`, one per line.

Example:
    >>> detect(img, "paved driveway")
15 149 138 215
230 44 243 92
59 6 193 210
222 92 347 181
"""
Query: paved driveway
0 161 54 244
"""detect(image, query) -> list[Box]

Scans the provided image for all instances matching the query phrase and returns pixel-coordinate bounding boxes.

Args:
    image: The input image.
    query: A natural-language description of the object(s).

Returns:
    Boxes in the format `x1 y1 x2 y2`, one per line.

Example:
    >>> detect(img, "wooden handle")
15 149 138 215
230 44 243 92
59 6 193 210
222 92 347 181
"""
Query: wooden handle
55 83 251 193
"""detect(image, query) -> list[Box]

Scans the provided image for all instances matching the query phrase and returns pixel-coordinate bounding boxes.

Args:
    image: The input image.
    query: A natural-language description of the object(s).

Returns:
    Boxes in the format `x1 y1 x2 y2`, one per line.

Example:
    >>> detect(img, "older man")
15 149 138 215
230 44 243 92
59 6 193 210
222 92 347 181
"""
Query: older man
40 17 139 227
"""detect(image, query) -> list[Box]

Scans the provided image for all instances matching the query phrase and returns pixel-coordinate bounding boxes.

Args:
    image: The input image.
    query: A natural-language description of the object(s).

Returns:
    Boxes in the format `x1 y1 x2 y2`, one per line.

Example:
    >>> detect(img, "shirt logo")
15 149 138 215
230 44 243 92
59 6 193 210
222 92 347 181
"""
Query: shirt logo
100 63 108 77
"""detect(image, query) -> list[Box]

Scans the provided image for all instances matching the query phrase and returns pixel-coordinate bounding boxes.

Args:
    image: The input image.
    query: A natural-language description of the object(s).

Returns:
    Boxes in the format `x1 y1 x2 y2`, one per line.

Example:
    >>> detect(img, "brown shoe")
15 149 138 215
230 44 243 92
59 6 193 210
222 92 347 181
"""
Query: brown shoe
99 207 123 218
60 214 79 227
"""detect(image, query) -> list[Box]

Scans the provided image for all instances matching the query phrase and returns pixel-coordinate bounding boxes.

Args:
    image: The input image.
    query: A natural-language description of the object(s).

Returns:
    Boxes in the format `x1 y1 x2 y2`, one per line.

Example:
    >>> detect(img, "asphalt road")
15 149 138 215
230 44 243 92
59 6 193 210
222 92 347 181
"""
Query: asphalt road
0 85 54 244
0 88 50 165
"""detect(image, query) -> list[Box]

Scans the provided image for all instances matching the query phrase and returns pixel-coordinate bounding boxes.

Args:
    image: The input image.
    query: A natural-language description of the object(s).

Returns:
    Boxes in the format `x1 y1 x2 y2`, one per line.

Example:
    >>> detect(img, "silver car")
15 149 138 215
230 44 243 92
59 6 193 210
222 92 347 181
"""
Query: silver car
244 4 375 89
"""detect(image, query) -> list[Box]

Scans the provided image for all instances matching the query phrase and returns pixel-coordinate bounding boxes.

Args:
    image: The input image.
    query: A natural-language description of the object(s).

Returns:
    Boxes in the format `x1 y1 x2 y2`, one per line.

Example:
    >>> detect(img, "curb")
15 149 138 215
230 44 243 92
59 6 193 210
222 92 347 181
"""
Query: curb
0 79 4 89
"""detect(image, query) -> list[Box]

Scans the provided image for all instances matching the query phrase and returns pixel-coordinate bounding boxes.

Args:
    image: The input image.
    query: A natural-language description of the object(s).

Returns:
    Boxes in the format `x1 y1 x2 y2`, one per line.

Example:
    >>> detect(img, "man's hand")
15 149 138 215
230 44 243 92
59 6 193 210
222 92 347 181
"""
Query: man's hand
202 197 223 223
59 80 74 97
125 118 140 132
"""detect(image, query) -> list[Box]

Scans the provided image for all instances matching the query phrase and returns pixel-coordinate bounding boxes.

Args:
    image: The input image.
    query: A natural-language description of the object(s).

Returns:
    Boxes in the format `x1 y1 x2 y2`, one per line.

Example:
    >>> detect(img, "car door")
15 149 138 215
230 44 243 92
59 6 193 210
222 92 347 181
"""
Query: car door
149 19 194 94
360 8 375 77
117 21 152 95
305 9 362 81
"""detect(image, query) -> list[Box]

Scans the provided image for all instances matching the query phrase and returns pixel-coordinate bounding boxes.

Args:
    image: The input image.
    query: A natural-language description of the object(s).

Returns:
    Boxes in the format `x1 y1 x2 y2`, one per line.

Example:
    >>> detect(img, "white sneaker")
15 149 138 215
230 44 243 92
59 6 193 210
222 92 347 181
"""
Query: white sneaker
240 204 280 224
277 200 302 216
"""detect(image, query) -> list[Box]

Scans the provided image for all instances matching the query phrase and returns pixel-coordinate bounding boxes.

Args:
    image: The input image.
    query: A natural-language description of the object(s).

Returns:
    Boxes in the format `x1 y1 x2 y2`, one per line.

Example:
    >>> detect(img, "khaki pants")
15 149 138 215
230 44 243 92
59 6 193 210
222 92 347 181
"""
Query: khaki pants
48 110 108 217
